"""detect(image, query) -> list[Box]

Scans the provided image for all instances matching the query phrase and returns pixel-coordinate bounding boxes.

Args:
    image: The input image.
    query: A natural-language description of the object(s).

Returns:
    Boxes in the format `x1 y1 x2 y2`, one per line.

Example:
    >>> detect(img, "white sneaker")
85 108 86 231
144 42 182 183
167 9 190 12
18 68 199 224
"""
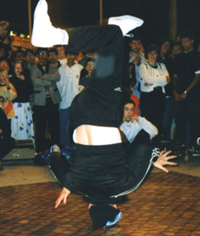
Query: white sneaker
108 15 144 36
197 137 200 145
31 0 69 47
50 145 60 153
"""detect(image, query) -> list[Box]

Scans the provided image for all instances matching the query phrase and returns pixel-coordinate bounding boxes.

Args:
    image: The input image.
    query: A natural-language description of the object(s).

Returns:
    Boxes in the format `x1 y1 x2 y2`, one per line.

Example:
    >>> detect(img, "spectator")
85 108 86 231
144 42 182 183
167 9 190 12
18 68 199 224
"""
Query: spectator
2 36 12 59
0 97 15 170
156 38 175 139
0 57 13 76
127 36 145 100
130 81 140 116
13 48 25 64
0 43 11 60
55 45 67 66
24 49 37 70
157 37 172 64
170 42 183 60
57 50 83 149
24 49 37 108
121 99 158 141
0 68 17 119
79 58 95 87
139 44 170 133
173 31 200 145
162 41 183 139
2 35 12 47
30 47 61 153
120 98 158 154
48 48 61 68
0 21 9 43
78 50 96 68
9 62 34 142
176 33 182 43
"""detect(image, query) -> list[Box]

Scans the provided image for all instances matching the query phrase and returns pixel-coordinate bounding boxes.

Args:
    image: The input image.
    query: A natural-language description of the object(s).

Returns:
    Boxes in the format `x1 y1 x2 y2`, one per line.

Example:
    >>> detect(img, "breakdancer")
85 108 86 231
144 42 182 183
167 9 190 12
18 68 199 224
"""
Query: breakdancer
32 0 177 228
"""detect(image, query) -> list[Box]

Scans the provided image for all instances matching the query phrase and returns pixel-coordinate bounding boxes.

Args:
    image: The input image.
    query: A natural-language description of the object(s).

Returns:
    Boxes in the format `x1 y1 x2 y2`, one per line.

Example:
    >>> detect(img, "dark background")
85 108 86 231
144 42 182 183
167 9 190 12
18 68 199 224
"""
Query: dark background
1 0 200 48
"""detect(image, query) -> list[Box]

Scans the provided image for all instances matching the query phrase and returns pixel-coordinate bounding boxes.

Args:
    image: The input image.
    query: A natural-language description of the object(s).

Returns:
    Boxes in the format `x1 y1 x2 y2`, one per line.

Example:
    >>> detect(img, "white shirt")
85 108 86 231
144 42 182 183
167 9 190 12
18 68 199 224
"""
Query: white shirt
58 58 67 66
139 62 169 93
57 63 83 109
120 116 158 143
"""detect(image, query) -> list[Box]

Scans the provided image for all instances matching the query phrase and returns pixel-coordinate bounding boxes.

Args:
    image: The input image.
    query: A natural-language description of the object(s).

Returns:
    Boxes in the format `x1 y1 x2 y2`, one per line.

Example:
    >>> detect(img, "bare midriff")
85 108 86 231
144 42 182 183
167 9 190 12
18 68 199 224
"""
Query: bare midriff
73 125 122 145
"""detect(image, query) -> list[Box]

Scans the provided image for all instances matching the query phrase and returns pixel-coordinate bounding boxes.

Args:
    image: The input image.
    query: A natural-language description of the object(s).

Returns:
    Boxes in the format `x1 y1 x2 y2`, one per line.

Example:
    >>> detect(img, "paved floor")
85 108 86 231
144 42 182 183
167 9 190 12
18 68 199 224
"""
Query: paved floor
0 169 200 235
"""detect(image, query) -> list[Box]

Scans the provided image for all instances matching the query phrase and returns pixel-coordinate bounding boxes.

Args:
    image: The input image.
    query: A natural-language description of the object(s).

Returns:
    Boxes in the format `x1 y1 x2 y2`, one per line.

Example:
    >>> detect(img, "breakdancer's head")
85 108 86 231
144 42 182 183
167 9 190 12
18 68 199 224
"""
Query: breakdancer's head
89 204 122 228
31 0 144 48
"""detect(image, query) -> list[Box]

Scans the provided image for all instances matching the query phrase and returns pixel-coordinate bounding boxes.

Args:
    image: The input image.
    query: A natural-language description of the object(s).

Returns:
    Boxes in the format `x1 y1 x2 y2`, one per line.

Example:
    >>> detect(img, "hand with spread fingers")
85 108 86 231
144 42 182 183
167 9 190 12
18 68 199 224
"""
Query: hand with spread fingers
153 150 177 173
55 187 71 209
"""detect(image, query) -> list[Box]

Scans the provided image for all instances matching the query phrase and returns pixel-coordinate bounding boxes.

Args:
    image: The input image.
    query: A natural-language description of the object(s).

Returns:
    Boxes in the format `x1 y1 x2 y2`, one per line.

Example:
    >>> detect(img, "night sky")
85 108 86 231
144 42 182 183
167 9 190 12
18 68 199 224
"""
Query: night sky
1 0 200 48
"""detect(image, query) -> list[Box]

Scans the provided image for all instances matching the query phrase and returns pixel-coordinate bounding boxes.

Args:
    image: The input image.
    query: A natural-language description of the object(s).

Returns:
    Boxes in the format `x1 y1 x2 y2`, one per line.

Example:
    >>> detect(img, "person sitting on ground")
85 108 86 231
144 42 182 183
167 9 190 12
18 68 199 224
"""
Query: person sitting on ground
120 98 158 154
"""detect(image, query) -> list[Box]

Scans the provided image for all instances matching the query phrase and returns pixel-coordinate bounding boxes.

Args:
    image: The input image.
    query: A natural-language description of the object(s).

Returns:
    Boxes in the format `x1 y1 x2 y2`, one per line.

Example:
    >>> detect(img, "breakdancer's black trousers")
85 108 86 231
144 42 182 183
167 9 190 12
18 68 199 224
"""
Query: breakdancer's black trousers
49 25 155 203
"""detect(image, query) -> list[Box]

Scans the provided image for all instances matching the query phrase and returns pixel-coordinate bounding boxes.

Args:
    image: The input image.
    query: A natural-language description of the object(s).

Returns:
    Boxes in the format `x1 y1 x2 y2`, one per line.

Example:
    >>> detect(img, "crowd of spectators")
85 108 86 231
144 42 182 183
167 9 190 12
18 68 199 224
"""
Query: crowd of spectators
0 19 200 167
126 31 200 148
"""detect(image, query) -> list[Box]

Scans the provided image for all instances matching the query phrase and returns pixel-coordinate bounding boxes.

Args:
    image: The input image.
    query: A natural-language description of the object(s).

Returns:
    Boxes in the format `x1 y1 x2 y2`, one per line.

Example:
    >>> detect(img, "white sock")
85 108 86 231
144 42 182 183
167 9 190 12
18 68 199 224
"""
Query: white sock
108 15 144 36
31 0 69 47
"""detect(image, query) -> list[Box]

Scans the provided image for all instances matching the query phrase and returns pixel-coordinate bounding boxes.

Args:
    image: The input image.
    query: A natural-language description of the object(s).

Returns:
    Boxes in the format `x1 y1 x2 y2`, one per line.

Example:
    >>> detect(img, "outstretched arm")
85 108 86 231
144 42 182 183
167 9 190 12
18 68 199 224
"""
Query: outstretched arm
55 187 71 209
153 150 177 173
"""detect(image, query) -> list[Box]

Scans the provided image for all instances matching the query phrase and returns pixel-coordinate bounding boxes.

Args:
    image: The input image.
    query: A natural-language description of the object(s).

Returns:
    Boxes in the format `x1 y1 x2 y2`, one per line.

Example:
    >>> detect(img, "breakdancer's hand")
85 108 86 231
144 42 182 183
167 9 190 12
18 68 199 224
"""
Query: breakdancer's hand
153 150 177 173
55 187 71 208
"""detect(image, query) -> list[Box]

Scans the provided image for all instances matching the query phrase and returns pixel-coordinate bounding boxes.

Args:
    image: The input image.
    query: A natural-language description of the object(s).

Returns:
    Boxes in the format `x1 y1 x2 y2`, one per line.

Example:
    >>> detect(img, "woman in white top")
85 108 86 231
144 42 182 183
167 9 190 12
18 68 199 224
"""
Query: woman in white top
139 44 170 133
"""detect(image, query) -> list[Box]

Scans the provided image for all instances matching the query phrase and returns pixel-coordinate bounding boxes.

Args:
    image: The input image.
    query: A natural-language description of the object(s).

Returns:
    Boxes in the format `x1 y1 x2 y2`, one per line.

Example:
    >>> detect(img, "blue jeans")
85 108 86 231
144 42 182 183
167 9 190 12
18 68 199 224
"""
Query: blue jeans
59 107 70 149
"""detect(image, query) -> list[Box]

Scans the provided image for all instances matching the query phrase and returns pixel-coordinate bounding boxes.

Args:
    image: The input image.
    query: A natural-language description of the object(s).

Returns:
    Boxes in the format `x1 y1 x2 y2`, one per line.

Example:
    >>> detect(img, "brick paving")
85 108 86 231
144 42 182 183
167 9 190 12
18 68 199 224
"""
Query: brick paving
0 172 200 236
